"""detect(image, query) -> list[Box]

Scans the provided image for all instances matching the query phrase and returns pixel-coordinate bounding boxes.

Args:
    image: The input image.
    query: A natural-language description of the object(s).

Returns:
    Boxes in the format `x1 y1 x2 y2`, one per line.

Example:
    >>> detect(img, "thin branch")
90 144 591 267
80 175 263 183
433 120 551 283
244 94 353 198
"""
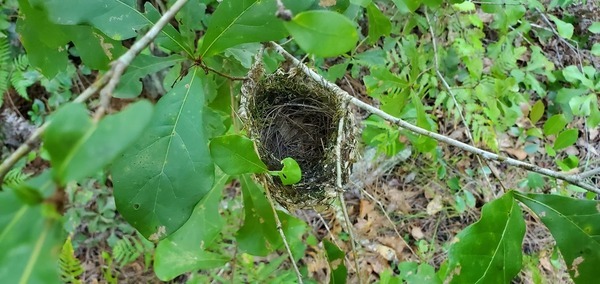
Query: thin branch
275 0 293 21
533 7 584 71
1 0 190 184
198 62 248 81
335 109 362 283
360 188 419 259
576 167 600 179
94 0 190 120
265 41 600 195
264 185 304 284
0 74 111 184
316 212 354 269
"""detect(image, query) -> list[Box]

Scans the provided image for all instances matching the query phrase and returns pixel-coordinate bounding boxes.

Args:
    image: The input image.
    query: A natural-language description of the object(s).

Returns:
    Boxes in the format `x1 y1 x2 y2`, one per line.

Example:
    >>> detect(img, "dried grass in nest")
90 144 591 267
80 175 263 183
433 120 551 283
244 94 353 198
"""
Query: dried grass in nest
242 68 355 209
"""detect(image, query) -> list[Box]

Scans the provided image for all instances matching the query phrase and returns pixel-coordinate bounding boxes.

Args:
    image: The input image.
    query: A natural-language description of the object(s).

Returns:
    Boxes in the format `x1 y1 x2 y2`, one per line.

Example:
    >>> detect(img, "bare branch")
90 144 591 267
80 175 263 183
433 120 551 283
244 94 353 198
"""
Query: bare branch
265 41 600 195
0 0 190 184
94 0 189 120
264 185 304 284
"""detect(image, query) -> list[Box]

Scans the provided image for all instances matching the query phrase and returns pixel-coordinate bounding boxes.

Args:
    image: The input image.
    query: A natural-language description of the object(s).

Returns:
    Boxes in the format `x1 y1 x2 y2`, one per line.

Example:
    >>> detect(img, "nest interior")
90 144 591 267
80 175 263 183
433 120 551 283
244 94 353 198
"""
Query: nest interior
245 70 351 208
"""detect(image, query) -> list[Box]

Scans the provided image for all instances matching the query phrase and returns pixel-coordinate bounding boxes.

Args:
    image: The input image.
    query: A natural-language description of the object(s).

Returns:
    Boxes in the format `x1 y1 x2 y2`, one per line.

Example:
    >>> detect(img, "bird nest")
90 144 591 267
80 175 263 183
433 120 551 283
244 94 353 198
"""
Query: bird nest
241 67 354 209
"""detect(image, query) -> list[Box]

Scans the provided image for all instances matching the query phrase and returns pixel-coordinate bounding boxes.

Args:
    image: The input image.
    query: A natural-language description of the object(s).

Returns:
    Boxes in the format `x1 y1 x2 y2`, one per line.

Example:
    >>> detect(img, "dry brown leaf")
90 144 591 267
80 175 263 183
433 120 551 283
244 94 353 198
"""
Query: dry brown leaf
411 226 425 240
504 147 528 160
426 195 443 216
359 199 375 219
386 189 413 214
319 0 336 7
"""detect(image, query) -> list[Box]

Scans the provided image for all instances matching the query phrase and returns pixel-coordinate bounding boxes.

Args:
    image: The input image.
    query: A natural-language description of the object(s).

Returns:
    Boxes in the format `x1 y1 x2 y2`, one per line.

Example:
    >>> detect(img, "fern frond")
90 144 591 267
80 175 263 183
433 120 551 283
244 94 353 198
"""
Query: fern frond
112 235 144 267
59 236 83 284
9 70 29 100
12 54 28 71
2 168 29 187
0 37 11 107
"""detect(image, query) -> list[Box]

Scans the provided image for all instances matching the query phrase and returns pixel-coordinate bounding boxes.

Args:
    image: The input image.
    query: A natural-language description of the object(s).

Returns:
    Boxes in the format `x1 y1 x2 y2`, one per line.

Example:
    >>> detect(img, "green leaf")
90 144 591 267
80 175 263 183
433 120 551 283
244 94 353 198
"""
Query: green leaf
0 192 63 284
562 66 594 89
68 26 126 70
16 0 69 78
114 54 185 99
514 193 600 283
554 129 579 151
277 157 302 185
154 172 229 281
391 0 421 13
591 43 600 57
589 22 600 34
199 0 288 58
548 15 574 39
529 100 545 124
447 191 525 283
41 0 192 54
366 3 391 44
112 68 214 240
324 240 347 284
398 262 441 283
44 101 153 185
210 135 268 175
284 10 358 57
236 175 281 256
422 0 442 8
543 114 567 136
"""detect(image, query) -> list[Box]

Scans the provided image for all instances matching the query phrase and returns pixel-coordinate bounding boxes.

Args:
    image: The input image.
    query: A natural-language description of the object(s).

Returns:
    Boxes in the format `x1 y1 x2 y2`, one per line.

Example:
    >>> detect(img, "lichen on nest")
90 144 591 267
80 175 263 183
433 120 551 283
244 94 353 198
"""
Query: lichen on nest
242 68 354 209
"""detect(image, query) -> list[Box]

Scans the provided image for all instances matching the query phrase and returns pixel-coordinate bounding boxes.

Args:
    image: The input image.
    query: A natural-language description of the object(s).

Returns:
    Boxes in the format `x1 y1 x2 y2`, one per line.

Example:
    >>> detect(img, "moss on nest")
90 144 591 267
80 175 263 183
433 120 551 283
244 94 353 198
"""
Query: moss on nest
242 68 354 209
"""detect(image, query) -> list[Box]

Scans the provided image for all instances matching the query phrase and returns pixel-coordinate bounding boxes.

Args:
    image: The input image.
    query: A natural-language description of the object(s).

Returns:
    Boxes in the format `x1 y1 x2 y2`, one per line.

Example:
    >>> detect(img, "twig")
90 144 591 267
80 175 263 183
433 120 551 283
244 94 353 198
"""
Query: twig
576 167 600 179
424 10 504 196
275 0 293 21
263 185 304 284
334 111 362 283
0 74 111 184
265 41 600 195
533 7 584 71
94 0 190 121
0 0 190 184
360 188 419 259
315 212 354 269
198 63 248 81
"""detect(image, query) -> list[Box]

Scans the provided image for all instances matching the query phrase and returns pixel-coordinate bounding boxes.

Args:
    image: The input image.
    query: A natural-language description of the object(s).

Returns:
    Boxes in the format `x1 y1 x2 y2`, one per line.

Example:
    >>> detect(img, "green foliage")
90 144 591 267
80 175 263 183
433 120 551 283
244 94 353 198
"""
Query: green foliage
275 157 302 185
199 0 290 58
111 69 214 240
237 174 283 256
324 240 347 284
114 54 186 99
59 236 83 284
210 134 268 175
284 10 359 57
44 101 153 185
514 193 600 283
447 191 525 283
0 190 63 284
154 172 230 281
112 235 151 267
